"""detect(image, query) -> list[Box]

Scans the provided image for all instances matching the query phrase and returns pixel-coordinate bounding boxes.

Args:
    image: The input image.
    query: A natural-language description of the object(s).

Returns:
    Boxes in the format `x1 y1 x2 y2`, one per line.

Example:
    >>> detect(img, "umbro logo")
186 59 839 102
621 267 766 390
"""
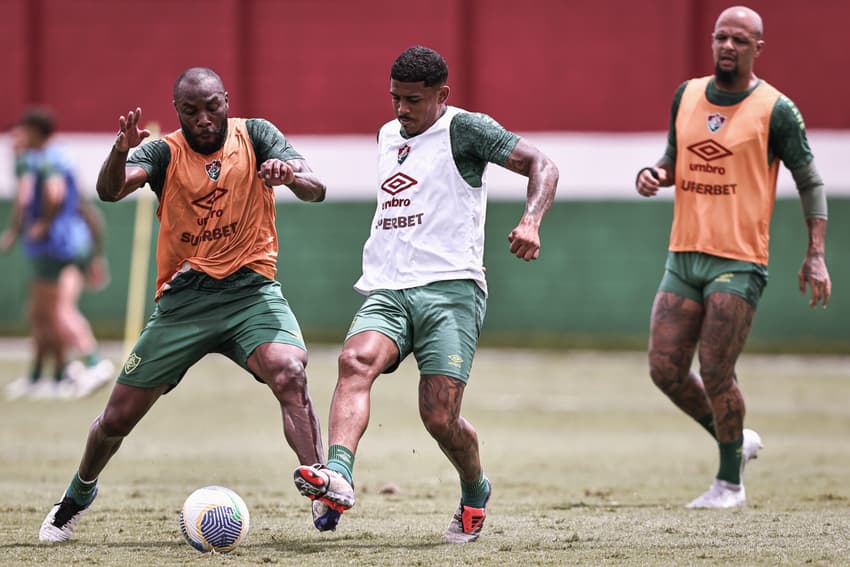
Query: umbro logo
191 187 229 210
381 173 418 196
686 139 733 162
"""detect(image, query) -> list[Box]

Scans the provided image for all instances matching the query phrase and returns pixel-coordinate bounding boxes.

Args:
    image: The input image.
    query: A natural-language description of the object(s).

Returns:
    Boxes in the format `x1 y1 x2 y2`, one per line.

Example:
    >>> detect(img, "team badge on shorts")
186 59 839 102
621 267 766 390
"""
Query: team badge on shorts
397 144 410 164
124 352 142 375
205 159 222 181
706 112 727 133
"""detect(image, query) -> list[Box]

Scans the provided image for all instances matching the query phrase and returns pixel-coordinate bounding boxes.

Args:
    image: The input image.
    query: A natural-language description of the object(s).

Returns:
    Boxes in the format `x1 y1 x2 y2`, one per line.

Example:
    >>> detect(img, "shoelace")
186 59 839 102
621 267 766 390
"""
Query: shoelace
52 497 86 527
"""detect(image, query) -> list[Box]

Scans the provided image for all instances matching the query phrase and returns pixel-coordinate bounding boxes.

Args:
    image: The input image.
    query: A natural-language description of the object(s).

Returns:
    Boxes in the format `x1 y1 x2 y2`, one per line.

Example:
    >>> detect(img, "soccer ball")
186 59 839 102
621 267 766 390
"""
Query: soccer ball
179 486 250 553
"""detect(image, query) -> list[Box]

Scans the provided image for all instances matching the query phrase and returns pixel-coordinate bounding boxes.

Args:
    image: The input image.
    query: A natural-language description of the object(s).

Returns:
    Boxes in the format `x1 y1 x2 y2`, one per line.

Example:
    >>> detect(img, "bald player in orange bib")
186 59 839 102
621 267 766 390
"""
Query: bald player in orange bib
635 6 831 508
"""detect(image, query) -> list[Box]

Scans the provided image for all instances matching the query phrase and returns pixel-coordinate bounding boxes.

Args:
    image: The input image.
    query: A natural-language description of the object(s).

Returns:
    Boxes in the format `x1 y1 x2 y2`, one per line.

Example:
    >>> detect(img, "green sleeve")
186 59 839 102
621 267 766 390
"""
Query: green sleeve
449 111 520 188
791 160 827 219
768 96 814 170
246 118 303 164
127 139 170 197
14 154 31 178
662 81 689 166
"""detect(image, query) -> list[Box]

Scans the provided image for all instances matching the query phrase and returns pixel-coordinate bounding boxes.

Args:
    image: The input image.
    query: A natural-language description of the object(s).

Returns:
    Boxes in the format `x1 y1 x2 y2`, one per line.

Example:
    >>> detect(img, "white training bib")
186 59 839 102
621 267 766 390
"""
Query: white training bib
355 106 488 295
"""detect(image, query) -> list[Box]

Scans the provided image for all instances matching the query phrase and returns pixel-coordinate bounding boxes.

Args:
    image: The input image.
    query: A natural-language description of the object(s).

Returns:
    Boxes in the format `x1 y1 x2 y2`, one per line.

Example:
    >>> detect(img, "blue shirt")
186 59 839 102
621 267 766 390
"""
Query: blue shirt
21 145 92 260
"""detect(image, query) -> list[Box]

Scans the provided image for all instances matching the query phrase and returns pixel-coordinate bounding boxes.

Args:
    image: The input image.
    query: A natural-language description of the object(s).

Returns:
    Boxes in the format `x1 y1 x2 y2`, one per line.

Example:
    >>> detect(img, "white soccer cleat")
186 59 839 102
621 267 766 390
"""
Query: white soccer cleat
53 377 81 400
686 479 746 509
29 379 63 400
741 428 763 475
687 428 763 509
311 499 342 532
39 489 97 542
293 464 356 511
5 376 37 400
445 483 491 544
70 360 116 399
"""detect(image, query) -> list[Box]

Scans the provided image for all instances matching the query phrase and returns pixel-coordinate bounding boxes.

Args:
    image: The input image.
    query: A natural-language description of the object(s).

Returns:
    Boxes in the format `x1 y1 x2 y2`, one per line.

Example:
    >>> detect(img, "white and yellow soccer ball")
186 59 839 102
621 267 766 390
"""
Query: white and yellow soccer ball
179 486 250 553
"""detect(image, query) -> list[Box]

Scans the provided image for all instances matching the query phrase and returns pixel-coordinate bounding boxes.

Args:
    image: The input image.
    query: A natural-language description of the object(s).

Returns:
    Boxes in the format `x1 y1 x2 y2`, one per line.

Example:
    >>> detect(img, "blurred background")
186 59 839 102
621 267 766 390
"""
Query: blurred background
1 0 847 352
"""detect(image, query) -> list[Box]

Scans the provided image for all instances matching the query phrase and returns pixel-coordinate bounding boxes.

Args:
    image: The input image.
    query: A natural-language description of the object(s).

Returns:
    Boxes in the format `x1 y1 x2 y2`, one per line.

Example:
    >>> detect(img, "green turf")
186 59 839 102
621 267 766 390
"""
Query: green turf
0 346 848 566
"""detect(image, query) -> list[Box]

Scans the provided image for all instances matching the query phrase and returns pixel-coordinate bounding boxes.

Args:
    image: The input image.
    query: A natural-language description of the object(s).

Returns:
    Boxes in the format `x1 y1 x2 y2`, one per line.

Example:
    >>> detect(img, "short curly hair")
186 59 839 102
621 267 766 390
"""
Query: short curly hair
19 107 56 138
390 46 448 87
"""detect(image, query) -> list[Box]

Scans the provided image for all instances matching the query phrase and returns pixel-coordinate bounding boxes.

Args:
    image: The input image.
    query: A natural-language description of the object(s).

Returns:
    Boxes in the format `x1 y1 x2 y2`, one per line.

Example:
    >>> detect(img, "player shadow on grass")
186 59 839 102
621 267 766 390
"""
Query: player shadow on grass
263 537 448 552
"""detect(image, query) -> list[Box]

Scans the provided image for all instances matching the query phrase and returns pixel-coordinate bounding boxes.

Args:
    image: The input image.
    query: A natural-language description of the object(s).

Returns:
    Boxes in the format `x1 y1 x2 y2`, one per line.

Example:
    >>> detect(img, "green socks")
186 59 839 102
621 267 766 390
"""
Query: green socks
326 443 490 508
29 363 42 382
700 415 743 484
83 352 101 368
326 445 355 485
716 437 744 485
461 474 491 508
67 472 98 506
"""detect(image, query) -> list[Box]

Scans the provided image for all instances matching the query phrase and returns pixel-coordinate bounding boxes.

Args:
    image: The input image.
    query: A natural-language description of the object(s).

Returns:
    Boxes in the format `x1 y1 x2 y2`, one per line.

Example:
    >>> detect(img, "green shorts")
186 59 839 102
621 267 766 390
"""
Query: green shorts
659 251 768 307
117 268 306 390
31 252 92 282
346 279 487 382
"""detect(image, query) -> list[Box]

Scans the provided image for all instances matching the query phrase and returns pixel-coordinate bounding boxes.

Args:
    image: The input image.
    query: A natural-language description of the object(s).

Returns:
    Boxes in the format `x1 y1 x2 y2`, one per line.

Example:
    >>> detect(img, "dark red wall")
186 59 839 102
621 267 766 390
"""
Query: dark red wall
3 0 849 134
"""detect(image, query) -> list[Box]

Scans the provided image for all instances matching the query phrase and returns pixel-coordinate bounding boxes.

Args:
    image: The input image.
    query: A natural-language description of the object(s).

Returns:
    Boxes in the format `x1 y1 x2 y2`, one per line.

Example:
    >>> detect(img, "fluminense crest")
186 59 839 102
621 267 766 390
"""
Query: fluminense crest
205 159 222 181
124 352 142 375
706 112 727 133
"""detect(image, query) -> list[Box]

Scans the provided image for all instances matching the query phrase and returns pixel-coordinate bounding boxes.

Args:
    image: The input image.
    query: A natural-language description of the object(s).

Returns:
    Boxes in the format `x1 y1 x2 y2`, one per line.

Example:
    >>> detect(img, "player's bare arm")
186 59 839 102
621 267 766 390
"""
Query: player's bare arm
96 107 151 202
258 158 326 203
502 138 559 261
78 201 109 290
28 174 67 240
798 217 831 308
0 173 34 251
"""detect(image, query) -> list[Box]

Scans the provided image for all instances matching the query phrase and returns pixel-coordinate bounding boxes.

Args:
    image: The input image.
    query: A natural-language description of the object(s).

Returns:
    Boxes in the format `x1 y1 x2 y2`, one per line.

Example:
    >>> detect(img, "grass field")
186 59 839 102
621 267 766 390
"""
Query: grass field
1 342 848 566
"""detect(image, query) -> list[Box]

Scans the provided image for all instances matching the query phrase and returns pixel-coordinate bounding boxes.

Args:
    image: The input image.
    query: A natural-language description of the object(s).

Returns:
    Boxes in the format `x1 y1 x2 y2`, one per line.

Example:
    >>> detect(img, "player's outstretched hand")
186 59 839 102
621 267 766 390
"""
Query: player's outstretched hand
258 159 296 186
508 221 541 261
798 255 831 308
115 108 151 152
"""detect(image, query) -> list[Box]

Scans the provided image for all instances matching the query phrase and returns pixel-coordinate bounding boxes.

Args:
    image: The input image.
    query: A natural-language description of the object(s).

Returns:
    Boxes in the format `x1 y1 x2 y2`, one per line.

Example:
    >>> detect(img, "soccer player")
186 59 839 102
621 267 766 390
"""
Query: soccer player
39 67 327 541
293 46 559 542
1 109 113 400
635 6 831 508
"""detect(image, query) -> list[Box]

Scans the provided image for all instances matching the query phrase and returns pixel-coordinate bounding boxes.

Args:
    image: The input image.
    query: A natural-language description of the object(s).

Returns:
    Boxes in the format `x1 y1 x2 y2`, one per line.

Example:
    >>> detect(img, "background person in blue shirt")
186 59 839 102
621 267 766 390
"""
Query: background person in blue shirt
1 108 113 399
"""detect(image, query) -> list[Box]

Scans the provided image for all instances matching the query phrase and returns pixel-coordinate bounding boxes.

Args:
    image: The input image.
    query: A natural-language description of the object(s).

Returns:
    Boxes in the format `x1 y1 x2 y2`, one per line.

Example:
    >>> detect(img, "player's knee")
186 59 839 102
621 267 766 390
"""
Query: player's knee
97 411 134 438
420 410 454 440
264 356 307 394
337 348 376 383
422 416 450 440
648 356 677 391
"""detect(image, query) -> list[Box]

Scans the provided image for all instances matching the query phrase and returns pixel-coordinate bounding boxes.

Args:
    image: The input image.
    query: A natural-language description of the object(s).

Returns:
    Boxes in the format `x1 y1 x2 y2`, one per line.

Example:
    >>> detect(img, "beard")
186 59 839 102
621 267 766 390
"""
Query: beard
181 120 228 155
714 62 737 88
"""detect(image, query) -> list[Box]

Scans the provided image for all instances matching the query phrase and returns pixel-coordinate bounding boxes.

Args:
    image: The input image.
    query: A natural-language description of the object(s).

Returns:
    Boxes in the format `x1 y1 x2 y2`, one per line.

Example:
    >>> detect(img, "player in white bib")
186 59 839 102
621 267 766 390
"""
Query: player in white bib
294 45 559 542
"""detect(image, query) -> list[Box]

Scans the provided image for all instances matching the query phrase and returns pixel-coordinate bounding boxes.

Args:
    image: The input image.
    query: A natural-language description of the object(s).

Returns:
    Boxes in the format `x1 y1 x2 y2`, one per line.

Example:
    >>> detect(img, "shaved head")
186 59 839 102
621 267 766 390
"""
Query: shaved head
173 67 225 101
715 5 764 40
172 67 229 154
